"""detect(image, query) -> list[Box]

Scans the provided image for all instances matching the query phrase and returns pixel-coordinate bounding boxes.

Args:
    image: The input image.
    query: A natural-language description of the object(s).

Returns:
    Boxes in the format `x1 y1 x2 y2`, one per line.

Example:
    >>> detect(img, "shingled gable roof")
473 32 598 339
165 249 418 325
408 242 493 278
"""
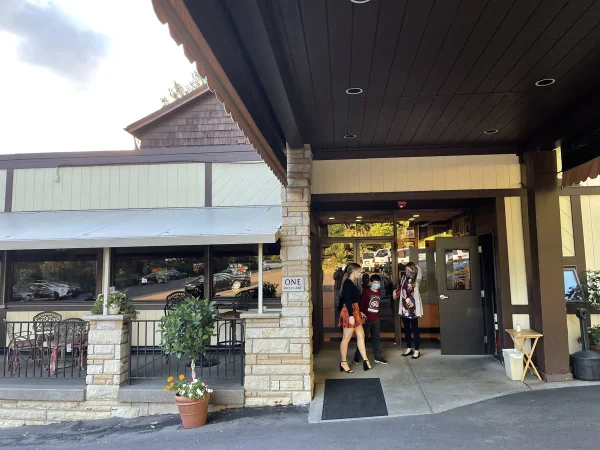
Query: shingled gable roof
125 84 212 137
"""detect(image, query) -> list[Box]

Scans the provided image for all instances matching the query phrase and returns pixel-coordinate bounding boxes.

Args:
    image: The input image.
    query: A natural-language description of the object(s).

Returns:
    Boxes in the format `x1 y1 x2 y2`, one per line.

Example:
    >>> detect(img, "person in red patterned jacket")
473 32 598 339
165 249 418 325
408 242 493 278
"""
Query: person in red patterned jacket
353 274 388 365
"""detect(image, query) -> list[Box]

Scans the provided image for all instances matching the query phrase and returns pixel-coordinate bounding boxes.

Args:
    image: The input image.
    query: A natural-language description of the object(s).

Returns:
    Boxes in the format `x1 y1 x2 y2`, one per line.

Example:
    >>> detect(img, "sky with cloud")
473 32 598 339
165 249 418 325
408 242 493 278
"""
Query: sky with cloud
0 0 196 154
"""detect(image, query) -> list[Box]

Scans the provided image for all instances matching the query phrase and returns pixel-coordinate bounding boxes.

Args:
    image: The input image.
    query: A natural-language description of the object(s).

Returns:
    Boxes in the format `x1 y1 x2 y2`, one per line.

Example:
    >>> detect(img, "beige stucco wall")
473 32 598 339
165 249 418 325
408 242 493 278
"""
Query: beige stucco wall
581 195 600 271
312 154 520 194
504 197 528 306
567 313 600 354
11 164 206 211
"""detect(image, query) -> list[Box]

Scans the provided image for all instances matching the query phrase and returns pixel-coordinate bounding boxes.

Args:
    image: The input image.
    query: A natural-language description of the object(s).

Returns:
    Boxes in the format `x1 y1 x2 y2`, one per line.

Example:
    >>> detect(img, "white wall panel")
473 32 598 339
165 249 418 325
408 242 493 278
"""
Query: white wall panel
559 196 575 257
505 197 529 306
581 195 600 270
0 170 6 211
312 154 521 194
12 163 206 212
212 163 281 206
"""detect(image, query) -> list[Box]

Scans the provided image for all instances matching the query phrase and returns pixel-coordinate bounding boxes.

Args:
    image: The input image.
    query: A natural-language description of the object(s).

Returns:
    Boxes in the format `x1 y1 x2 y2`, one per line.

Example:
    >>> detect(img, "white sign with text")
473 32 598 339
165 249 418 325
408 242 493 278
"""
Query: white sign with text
282 277 306 292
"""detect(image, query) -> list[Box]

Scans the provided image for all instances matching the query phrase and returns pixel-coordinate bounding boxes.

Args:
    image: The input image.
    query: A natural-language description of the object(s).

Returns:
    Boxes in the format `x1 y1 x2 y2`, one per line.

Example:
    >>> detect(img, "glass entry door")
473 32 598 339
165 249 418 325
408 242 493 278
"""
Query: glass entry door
358 241 395 338
321 242 354 342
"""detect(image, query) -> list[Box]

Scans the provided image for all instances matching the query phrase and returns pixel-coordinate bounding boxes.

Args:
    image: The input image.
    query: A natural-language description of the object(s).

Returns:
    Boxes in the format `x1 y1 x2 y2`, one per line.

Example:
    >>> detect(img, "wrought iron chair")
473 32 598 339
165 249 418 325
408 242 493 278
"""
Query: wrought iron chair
46 318 89 374
217 291 250 362
164 291 188 315
3 319 41 375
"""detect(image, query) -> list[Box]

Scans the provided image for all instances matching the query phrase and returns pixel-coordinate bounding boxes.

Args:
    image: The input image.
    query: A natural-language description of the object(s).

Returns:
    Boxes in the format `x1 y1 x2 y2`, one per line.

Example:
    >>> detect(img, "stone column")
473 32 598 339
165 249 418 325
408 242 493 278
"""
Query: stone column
83 314 132 400
242 146 313 406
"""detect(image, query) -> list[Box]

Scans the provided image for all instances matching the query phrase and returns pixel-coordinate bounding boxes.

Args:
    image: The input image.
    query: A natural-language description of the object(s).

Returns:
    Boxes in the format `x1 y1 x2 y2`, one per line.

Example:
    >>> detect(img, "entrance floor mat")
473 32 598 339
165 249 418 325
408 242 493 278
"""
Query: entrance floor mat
321 377 388 420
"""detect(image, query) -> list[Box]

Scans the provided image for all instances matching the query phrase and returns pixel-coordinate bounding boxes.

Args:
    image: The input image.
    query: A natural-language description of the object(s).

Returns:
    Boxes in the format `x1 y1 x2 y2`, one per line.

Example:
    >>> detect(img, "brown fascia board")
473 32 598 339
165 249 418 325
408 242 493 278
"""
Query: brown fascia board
125 85 213 137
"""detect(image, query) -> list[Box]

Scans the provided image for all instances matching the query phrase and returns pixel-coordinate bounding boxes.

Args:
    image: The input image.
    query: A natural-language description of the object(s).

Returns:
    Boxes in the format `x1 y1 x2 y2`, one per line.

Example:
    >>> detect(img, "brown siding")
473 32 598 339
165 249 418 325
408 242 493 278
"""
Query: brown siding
138 95 251 148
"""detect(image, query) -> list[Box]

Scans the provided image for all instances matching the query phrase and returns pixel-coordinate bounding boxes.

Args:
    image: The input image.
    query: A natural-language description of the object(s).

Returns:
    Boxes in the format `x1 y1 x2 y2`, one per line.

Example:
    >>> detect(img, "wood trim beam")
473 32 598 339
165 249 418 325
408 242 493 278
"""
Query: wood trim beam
314 145 519 160
151 0 287 185
570 195 587 275
204 162 212 207
0 145 261 170
313 190 521 203
559 185 600 195
4 169 13 212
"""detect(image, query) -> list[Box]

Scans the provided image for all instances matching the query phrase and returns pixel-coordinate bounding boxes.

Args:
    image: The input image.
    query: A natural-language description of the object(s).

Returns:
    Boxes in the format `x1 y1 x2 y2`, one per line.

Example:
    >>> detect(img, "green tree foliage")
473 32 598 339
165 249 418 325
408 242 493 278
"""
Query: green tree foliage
160 71 207 106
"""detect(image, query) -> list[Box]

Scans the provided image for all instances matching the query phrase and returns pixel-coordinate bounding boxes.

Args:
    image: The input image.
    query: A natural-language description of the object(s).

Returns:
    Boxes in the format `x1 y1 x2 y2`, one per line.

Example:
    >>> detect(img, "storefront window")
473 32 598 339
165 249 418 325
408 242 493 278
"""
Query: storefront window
11 250 98 302
211 244 282 307
114 247 203 302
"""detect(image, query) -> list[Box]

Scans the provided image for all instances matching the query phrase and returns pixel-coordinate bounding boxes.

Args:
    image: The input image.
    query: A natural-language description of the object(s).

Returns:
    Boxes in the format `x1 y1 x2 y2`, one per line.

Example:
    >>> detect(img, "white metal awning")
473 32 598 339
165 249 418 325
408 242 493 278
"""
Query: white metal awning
0 206 281 250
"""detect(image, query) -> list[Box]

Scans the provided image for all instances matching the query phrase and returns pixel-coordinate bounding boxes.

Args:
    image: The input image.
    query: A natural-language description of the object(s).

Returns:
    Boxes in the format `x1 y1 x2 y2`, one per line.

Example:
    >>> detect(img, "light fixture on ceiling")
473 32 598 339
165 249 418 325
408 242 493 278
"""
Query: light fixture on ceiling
344 134 357 139
350 0 371 3
484 129 499 135
535 78 555 87
413 214 420 218
356 216 363 219
345 87 363 95
328 217 335 220
355 219 362 222
408 218 414 221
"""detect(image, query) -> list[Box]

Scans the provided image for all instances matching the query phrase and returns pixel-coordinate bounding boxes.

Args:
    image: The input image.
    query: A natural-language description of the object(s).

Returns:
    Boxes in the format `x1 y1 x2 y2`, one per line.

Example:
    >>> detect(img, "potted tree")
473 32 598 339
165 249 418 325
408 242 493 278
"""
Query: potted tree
91 291 138 317
159 297 219 428
567 270 600 352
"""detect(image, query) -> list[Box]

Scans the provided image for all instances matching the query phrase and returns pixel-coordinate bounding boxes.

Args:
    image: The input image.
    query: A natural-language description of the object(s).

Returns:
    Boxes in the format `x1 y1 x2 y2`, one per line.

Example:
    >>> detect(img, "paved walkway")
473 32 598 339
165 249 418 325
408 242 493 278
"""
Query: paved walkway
309 346 600 423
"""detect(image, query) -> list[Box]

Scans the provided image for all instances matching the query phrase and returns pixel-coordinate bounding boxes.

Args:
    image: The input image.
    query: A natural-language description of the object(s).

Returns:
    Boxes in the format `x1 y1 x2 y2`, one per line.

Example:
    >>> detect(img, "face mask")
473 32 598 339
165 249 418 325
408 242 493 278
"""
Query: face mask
371 283 380 290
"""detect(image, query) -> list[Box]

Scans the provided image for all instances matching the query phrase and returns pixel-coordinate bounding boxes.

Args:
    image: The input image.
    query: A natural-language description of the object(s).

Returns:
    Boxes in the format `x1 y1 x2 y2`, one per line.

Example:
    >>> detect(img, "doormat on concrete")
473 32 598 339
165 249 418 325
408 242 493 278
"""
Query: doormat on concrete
321 378 388 421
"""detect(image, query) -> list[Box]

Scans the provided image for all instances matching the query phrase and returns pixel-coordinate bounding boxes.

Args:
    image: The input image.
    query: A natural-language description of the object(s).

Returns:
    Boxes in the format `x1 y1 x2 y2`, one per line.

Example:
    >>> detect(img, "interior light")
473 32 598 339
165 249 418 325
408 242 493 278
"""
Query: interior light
344 134 357 139
535 78 555 87
355 219 362 222
345 87 363 95
408 218 414 221
328 217 335 220
413 215 420 218
350 0 371 3
356 216 363 219
484 129 499 135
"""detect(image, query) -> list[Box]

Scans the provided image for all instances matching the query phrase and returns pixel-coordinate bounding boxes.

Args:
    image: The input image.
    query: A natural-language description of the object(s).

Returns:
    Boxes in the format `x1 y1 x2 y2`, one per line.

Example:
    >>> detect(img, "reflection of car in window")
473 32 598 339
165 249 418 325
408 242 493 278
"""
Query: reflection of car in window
140 272 168 284
12 287 34 302
361 253 375 271
184 271 251 295
263 260 283 270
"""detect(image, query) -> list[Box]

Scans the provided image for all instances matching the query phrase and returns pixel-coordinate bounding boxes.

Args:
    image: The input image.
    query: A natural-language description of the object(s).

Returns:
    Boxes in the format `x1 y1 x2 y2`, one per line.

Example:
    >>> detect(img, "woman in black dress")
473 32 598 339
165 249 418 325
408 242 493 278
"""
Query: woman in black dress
338 263 372 373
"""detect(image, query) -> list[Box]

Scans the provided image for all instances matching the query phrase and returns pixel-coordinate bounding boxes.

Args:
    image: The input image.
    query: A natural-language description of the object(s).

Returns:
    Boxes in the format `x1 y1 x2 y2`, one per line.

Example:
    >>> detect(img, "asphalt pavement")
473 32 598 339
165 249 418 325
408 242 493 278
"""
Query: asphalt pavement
2 385 599 450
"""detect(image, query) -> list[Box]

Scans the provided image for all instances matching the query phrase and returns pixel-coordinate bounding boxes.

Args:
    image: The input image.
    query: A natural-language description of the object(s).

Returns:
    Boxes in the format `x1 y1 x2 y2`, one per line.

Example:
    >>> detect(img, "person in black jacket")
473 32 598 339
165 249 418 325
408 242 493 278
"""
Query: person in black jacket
337 263 372 373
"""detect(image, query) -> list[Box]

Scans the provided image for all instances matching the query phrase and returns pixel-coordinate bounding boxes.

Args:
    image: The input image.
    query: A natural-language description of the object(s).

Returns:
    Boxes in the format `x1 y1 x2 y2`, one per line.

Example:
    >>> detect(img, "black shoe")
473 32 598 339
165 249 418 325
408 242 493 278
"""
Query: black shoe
340 361 354 373
352 356 360 364
374 357 389 365
401 350 414 357
411 351 421 360
363 360 372 371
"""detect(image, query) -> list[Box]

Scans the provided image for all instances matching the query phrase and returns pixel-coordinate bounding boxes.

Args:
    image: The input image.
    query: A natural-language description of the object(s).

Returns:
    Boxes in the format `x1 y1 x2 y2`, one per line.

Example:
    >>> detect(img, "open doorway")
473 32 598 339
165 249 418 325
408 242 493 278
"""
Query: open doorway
314 203 499 356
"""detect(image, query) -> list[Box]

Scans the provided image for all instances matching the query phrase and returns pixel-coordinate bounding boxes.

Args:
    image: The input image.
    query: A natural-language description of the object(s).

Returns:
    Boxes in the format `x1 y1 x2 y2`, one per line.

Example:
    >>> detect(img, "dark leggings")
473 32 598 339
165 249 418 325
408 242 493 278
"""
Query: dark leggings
402 317 420 350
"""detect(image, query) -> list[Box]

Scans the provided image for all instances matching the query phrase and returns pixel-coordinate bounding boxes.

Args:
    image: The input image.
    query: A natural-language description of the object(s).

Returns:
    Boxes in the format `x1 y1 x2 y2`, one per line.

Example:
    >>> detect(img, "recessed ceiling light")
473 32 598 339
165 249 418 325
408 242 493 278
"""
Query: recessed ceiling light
408 218 414 221
350 0 371 3
356 216 363 219
328 217 335 220
344 134 357 139
355 219 362 222
345 87 363 95
535 78 555 87
413 214 420 218
484 129 499 135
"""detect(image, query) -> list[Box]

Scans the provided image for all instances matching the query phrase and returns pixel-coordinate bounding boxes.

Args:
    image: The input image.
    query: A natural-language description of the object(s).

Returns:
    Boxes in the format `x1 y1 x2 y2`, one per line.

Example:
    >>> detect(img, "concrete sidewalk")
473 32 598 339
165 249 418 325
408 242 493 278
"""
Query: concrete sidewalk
2 385 600 450
310 347 600 422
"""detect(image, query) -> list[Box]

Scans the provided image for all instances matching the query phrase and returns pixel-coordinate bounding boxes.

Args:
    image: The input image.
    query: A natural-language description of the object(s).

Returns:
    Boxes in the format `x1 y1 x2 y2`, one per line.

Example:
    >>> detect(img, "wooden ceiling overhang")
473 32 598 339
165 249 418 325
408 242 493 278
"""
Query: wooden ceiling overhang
155 0 600 184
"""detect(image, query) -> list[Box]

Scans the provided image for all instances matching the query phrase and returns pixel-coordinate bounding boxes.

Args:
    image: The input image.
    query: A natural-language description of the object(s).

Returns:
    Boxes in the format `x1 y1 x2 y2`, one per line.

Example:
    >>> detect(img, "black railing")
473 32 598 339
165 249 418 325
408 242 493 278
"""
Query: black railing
128 318 245 385
1 320 89 379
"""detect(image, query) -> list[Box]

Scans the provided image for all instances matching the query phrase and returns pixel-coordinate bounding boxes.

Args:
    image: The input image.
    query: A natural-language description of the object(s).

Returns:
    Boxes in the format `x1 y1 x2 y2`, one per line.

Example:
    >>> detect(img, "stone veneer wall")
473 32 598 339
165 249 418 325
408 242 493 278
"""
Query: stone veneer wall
243 146 314 406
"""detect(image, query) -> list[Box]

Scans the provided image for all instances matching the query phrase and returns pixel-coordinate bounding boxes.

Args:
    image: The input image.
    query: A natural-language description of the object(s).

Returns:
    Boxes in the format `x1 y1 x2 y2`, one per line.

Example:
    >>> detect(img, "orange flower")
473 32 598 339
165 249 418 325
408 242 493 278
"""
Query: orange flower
167 376 174 383
170 382 174 388
178 374 185 381
165 386 171 392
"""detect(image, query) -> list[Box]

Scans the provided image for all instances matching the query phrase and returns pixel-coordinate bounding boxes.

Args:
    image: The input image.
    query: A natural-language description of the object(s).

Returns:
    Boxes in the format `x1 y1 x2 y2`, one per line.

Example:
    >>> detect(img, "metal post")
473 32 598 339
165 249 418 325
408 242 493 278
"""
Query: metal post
102 247 111 315
258 243 263 314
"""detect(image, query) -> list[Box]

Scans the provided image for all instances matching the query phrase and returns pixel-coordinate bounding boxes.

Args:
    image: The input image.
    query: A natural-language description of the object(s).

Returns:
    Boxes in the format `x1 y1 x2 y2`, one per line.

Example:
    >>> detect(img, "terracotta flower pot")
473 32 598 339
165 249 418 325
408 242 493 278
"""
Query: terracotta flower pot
175 394 210 428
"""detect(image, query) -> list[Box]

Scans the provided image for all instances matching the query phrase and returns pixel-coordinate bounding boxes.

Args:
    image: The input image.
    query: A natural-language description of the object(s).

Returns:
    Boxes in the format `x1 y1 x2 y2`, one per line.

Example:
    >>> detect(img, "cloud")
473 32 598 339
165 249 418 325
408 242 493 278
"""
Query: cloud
0 0 110 85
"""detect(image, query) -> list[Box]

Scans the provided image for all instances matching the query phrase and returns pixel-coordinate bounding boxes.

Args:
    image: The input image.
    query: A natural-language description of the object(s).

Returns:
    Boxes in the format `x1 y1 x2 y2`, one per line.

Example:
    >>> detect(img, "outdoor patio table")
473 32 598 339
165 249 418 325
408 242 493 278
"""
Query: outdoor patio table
505 328 543 381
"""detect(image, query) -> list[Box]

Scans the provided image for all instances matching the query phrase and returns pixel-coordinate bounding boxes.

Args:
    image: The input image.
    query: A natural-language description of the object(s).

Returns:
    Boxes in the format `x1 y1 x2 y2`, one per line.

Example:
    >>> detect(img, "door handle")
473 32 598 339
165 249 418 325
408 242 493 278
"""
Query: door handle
439 295 449 299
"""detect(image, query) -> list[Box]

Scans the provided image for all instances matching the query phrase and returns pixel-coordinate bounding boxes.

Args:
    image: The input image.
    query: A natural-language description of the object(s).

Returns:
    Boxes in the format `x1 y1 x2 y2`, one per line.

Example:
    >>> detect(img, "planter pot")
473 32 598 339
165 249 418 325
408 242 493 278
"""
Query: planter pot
175 394 210 428
107 305 121 315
